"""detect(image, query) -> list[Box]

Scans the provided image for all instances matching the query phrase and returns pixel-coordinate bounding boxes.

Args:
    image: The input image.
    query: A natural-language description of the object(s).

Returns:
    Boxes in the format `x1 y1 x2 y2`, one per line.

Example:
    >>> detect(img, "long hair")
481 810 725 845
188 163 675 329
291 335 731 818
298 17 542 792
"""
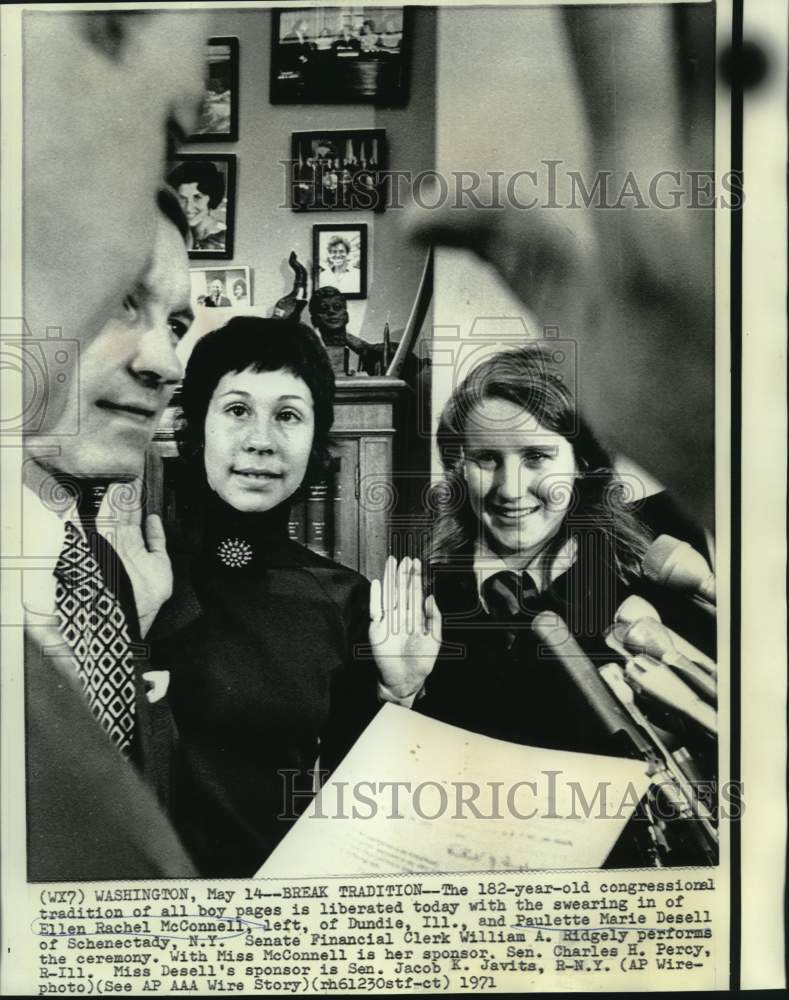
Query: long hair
431 347 653 584
176 317 335 494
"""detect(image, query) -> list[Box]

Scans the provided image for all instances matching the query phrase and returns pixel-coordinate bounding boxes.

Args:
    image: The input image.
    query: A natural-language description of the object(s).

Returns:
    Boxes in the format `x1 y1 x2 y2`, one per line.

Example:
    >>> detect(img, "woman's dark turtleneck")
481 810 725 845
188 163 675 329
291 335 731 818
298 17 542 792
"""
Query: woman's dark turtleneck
199 485 296 571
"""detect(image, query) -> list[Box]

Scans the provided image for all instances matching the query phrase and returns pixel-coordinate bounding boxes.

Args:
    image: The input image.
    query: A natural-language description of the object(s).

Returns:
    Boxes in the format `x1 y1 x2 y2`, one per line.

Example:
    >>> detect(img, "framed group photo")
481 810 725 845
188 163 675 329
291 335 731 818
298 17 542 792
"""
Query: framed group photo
186 37 239 143
271 6 410 106
312 224 367 300
291 129 387 212
167 154 237 260
190 266 251 309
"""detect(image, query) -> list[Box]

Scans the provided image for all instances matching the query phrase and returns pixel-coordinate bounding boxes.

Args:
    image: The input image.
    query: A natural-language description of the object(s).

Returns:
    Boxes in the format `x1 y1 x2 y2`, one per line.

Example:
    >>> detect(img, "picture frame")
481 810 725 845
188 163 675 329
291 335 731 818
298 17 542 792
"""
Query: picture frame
291 129 387 212
190 265 251 309
186 37 239 143
312 224 368 300
270 7 410 106
167 154 237 260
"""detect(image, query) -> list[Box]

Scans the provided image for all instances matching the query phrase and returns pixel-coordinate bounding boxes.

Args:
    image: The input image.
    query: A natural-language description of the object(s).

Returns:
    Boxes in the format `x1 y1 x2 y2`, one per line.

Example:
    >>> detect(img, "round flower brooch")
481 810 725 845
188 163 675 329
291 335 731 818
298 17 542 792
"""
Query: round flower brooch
216 537 253 568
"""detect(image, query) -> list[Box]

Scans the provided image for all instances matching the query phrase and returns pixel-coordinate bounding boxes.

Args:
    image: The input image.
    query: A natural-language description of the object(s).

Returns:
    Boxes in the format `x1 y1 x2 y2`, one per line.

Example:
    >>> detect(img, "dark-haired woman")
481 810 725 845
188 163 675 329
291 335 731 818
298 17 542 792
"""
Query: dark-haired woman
167 161 227 252
145 318 427 876
381 346 713 757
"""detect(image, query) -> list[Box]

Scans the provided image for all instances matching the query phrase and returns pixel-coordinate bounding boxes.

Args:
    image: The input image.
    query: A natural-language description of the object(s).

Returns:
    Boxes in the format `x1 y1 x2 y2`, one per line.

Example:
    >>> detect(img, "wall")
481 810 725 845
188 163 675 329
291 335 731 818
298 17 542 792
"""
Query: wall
179 6 435 358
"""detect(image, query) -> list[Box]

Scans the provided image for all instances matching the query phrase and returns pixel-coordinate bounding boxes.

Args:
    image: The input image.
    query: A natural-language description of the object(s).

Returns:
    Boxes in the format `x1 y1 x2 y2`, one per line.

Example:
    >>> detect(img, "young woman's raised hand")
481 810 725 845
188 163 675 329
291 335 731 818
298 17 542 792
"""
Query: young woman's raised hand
369 556 442 704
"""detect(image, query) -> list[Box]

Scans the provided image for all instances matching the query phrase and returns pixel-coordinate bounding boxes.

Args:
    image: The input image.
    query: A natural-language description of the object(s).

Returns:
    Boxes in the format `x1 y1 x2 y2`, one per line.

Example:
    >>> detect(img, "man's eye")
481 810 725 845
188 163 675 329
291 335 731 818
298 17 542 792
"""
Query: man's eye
169 318 189 341
469 452 498 467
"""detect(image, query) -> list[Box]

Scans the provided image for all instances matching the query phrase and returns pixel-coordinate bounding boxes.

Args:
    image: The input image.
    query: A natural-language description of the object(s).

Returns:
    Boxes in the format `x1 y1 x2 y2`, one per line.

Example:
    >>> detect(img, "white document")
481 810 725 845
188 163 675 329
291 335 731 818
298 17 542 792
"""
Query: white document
259 704 651 877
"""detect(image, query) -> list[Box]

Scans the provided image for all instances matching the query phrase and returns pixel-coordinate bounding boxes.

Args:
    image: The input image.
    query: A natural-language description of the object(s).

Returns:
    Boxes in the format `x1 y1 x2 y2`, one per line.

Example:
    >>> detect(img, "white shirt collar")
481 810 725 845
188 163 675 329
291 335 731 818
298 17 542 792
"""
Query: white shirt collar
472 535 578 612
21 460 87 622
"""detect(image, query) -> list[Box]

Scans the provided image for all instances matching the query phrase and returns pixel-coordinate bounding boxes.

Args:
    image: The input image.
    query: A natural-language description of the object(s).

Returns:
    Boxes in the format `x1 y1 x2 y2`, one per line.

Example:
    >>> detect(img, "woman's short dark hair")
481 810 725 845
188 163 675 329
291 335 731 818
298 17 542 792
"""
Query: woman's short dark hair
432 346 652 582
167 161 226 210
177 317 335 488
232 278 247 296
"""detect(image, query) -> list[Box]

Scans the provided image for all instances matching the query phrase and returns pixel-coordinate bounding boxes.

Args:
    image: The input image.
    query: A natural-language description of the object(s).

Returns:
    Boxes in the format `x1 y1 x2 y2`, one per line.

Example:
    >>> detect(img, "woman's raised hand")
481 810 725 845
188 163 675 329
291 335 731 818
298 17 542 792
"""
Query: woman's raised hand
369 556 442 705
104 481 173 637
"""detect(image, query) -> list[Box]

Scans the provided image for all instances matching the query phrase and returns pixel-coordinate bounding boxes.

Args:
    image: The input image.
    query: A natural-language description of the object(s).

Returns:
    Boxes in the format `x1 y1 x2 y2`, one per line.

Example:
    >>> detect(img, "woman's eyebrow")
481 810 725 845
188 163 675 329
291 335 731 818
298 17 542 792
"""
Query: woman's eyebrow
217 389 251 399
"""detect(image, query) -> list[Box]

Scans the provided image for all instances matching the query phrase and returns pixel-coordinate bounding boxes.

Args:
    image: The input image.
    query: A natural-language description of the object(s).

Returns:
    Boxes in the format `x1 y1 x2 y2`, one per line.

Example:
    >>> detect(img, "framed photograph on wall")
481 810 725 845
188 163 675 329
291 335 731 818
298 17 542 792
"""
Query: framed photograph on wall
186 37 239 142
291 129 386 212
167 154 237 260
271 7 410 105
312 224 367 300
190 265 251 309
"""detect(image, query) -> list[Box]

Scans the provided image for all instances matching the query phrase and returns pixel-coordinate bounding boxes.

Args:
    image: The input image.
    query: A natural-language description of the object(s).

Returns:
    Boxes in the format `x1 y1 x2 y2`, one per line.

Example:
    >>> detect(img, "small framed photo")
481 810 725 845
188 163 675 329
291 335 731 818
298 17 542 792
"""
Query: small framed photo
312 224 367 300
271 7 410 106
291 129 386 212
167 154 236 260
186 37 239 143
190 266 251 309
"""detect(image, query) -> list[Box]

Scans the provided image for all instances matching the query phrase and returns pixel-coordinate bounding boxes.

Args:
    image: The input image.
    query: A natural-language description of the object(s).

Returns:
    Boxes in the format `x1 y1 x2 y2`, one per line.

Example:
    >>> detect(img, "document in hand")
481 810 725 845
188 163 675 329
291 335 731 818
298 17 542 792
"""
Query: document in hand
258 705 651 876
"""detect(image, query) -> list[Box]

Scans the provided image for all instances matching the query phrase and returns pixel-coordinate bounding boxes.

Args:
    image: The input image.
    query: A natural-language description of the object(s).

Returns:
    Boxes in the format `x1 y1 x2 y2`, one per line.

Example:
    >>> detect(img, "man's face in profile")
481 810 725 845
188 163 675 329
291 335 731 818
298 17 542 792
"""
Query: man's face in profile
26 217 193 479
24 11 210 435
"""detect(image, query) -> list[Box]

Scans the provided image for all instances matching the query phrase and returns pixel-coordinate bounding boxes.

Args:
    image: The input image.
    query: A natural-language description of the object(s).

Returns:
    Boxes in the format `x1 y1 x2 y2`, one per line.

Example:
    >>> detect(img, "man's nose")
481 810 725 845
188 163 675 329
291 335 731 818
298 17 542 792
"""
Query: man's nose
130 319 183 389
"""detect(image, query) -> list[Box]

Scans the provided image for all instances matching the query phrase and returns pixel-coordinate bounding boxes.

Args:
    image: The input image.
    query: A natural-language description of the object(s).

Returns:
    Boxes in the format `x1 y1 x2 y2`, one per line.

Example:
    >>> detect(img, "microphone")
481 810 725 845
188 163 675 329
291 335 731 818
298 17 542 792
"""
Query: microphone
613 595 717 676
531 611 652 757
624 654 717 736
614 594 661 626
642 535 716 607
600 663 717 842
619 618 717 704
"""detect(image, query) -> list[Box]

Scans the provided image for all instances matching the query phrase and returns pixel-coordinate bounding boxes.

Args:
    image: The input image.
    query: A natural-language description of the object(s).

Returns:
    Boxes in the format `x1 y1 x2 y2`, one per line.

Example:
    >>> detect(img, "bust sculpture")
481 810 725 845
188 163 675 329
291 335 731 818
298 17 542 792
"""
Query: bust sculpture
308 287 398 376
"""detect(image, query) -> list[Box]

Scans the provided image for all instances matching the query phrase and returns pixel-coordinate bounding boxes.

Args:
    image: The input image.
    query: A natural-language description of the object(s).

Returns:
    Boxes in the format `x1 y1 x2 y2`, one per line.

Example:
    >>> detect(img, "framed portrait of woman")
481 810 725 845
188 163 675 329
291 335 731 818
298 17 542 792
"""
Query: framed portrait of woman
312 224 367 300
166 154 237 260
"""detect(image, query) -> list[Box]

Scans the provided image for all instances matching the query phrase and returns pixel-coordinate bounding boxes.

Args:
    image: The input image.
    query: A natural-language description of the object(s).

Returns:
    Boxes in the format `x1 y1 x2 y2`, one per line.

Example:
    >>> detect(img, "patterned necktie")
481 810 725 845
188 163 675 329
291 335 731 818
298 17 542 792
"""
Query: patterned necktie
482 570 540 650
54 520 136 756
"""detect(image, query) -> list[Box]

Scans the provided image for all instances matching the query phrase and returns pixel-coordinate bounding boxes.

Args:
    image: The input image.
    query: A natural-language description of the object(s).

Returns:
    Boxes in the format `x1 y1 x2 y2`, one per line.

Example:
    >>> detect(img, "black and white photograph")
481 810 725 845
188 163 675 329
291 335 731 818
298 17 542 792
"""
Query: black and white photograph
4 1 788 995
166 153 236 258
190 265 251 308
270 6 409 105
291 128 386 211
186 36 239 143
312 224 367 299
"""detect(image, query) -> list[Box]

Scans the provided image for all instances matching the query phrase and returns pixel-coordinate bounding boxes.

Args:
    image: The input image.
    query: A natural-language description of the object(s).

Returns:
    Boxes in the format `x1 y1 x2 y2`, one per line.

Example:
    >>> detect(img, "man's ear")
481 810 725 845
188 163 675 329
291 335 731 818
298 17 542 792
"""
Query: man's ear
80 12 149 61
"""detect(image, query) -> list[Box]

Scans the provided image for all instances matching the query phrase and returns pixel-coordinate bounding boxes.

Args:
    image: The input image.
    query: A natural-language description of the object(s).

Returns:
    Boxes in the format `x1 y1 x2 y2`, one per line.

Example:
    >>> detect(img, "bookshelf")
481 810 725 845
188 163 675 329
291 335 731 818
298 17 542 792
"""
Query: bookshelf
147 376 409 581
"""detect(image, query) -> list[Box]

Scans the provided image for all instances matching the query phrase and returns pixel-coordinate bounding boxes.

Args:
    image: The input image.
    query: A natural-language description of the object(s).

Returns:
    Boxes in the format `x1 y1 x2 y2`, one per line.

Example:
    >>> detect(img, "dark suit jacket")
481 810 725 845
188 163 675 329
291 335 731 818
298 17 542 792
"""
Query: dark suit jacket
25 628 195 881
149 506 378 877
25 527 194 881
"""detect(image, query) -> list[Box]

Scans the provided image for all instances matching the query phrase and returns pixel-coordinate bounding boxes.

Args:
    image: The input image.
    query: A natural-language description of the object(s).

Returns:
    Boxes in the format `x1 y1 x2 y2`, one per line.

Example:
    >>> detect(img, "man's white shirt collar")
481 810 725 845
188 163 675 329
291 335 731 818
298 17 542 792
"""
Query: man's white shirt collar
22 480 85 622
